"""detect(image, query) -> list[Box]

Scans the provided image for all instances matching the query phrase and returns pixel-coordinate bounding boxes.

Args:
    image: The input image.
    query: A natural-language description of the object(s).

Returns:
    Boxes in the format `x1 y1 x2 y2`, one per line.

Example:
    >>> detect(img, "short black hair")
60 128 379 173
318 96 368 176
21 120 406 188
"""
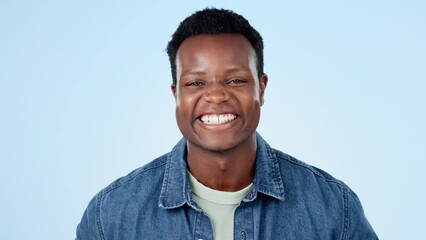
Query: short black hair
166 8 264 84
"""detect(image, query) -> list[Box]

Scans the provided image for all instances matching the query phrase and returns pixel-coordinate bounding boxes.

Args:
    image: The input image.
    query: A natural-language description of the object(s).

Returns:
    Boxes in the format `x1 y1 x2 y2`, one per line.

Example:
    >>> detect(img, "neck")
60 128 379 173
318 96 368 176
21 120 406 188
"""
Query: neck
186 135 257 192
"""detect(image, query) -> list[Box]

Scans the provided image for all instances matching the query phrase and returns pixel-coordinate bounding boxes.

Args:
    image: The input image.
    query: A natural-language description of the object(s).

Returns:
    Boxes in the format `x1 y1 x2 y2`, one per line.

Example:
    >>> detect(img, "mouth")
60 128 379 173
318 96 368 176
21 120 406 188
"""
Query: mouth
199 113 237 125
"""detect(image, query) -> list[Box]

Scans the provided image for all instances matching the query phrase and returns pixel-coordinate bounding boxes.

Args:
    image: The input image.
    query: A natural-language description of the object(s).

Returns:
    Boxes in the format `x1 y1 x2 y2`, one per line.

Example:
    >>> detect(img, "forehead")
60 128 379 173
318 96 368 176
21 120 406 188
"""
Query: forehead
178 33 253 50
175 34 257 78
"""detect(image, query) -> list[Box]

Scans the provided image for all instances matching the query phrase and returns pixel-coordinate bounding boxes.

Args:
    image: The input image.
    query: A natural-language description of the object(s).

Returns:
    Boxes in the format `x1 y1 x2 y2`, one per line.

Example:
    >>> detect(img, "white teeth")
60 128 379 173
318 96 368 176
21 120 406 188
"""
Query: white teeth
200 114 236 125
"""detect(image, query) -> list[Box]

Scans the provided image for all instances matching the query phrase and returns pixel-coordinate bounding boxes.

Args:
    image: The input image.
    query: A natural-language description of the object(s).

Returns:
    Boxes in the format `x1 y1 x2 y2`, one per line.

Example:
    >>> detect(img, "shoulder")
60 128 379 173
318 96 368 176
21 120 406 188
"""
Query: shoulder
98 153 169 201
103 154 167 193
76 154 170 239
270 148 349 218
271 148 377 239
272 148 348 191
83 153 170 216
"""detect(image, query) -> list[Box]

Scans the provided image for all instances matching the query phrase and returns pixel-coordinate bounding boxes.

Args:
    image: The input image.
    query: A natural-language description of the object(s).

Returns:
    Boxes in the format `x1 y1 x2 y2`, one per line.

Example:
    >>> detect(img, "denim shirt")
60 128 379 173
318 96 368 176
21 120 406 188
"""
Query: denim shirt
76 134 377 240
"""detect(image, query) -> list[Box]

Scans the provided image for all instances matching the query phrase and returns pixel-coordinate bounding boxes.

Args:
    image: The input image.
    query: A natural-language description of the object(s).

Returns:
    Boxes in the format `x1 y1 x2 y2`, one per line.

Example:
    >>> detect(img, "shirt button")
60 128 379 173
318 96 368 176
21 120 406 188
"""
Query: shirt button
241 231 246 240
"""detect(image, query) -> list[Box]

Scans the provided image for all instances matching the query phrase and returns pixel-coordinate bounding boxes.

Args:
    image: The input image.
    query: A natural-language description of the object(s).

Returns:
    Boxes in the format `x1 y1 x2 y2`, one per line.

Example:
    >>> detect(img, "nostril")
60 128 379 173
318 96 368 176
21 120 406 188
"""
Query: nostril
204 87 230 103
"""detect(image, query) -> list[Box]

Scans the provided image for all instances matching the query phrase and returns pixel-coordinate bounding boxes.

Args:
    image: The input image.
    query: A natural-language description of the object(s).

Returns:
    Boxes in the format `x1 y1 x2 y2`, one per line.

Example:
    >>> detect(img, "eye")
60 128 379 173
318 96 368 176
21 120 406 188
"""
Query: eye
228 79 247 84
185 81 204 87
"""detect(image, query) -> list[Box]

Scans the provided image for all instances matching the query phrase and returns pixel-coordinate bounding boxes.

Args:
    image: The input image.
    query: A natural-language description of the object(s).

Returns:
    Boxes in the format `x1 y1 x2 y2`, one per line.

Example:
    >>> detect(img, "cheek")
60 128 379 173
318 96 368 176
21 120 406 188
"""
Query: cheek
175 91 189 107
175 92 200 116
235 89 261 107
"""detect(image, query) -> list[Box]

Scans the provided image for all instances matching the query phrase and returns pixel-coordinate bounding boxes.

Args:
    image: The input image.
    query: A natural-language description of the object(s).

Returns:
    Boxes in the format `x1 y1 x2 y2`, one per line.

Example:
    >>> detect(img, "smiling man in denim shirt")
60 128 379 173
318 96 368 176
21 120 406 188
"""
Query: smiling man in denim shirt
76 8 378 240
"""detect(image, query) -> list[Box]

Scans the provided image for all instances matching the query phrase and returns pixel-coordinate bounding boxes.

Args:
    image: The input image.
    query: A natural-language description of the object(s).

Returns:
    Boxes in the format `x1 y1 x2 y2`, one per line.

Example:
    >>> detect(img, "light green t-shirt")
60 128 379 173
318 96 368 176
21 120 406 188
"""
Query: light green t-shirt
188 172 252 240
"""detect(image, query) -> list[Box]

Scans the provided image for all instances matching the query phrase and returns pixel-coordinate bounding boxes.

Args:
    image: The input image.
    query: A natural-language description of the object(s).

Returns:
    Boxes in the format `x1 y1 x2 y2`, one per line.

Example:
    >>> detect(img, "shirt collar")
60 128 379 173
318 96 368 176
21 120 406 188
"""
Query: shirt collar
158 137 189 209
158 133 285 209
244 133 286 202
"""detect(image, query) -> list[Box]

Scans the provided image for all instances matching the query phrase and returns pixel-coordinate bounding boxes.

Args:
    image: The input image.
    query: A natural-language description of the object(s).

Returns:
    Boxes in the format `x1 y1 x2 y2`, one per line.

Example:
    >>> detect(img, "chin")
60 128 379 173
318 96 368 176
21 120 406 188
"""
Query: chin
195 136 247 153
205 145 236 153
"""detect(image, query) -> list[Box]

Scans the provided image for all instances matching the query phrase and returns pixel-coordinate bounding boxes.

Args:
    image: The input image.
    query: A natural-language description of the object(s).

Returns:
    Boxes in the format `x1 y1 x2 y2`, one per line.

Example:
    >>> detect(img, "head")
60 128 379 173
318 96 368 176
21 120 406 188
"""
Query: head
166 8 264 84
168 8 268 154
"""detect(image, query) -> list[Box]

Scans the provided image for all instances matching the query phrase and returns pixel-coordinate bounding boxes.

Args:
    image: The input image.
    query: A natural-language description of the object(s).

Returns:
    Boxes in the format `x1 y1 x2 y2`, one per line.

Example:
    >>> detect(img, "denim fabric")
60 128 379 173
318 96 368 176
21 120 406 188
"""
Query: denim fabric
76 134 378 240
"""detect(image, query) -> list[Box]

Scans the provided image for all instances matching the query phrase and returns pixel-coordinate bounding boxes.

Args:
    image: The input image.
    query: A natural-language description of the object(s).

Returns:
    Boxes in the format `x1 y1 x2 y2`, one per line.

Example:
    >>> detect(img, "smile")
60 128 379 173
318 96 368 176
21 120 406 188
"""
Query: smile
200 113 237 125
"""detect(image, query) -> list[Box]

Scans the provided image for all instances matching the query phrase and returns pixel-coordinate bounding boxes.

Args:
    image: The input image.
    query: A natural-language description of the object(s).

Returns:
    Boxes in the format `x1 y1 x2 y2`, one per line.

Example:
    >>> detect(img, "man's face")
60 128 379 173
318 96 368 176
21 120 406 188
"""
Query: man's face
172 34 267 153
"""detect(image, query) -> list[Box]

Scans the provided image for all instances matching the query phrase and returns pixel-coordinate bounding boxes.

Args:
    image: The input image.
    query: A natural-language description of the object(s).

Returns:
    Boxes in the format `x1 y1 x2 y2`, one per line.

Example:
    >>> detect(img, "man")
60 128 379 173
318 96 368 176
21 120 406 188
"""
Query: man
76 8 377 239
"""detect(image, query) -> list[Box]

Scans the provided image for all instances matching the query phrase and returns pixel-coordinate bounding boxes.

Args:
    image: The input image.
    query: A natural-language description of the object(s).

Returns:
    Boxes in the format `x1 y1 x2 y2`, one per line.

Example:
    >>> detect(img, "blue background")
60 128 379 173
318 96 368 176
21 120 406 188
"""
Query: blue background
1 0 425 239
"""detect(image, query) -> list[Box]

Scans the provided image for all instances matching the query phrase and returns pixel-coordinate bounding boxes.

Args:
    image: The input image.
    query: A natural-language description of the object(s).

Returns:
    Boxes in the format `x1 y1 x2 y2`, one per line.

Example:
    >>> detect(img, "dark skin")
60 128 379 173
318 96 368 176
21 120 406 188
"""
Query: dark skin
171 34 268 191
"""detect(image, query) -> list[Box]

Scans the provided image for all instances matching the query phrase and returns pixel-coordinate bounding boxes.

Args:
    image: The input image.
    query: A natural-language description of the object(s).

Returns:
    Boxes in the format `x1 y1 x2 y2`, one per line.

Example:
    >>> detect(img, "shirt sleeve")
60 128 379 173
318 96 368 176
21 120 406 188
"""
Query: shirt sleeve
75 194 102 240
343 187 378 239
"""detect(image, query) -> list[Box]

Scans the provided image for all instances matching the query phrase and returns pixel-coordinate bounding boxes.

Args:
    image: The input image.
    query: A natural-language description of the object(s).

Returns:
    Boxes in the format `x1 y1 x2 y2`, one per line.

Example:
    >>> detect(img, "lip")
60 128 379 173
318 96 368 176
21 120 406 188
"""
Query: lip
195 112 240 130
200 113 237 123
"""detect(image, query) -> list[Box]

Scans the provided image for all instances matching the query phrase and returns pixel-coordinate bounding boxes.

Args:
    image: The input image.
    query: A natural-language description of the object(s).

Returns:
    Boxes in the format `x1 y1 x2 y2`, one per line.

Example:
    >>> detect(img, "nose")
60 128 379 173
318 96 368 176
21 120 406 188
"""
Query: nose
203 82 230 103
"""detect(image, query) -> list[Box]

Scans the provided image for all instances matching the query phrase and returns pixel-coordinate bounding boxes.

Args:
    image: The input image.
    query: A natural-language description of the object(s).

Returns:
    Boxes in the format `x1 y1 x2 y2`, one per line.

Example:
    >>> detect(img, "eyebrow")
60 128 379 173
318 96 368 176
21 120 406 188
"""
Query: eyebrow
225 67 250 74
181 70 205 77
181 67 250 77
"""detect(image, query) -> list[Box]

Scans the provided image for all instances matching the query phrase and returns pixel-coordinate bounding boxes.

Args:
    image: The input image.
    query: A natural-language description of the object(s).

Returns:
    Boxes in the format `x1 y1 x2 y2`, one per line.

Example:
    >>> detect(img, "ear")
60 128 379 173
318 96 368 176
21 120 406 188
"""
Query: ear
171 83 177 99
259 74 268 106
